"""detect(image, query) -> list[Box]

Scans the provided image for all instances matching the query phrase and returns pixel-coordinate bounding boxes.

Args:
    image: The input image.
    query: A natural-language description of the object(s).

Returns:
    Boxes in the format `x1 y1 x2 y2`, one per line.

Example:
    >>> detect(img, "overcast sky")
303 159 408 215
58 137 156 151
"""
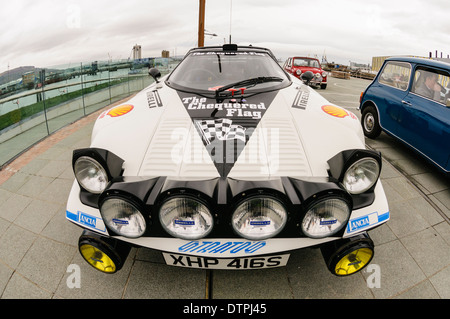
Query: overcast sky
1 0 450 73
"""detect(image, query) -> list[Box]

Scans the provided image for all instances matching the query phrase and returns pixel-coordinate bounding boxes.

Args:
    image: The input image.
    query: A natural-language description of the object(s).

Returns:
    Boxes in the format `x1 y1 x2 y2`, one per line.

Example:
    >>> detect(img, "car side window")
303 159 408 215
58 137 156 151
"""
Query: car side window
378 62 411 91
412 67 450 104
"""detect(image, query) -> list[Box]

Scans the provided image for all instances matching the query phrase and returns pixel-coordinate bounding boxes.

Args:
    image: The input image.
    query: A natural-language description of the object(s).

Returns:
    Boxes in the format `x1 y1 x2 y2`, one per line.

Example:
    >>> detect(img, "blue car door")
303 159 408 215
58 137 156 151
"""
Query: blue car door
370 61 412 136
397 66 450 170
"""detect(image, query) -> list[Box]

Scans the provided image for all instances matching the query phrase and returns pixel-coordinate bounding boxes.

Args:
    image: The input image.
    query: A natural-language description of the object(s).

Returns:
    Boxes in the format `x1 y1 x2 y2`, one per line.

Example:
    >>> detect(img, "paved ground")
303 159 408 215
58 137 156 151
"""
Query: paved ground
0 76 449 301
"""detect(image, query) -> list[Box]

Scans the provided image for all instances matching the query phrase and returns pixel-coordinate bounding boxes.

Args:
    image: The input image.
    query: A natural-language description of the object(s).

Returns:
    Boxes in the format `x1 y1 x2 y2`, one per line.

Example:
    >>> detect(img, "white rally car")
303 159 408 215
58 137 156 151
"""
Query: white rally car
66 44 389 276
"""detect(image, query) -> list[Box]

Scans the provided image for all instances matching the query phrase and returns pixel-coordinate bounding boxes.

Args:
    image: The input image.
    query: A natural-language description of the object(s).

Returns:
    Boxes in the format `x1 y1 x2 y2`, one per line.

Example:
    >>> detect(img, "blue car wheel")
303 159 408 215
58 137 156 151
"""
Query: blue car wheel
361 105 381 139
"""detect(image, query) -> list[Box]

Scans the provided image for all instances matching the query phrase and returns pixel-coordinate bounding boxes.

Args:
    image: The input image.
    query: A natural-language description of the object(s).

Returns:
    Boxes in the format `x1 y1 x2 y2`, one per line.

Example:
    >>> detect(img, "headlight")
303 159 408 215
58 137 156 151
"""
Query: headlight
322 71 327 77
343 158 380 194
100 197 146 238
232 197 287 240
74 156 109 194
296 69 302 75
159 196 213 240
315 72 321 78
302 197 350 238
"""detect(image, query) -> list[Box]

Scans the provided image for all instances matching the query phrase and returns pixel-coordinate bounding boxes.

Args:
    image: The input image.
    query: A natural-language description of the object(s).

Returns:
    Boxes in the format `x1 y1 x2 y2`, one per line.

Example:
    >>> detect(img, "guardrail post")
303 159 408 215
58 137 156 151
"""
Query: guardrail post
80 62 86 115
40 70 50 135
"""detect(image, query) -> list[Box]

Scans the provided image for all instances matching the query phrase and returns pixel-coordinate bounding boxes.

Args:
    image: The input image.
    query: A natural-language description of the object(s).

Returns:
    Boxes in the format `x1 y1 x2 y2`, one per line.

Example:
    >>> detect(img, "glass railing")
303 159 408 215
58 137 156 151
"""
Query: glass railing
0 57 180 168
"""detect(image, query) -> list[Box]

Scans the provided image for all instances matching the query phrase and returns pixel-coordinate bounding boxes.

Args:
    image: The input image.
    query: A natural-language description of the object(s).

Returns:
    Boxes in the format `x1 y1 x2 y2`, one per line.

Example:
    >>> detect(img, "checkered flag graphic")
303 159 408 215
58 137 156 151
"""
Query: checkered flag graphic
195 118 246 144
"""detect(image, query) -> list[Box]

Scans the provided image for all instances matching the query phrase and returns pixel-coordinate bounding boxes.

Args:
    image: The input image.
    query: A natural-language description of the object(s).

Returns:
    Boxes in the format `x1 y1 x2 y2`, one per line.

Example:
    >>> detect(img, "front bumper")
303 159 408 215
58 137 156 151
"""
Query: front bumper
66 177 389 258
67 148 389 274
295 73 327 86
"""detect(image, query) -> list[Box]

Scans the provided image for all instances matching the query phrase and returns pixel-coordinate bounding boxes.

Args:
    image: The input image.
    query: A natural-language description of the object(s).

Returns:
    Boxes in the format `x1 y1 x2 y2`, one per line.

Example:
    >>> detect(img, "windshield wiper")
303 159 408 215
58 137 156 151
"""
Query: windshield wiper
215 76 283 98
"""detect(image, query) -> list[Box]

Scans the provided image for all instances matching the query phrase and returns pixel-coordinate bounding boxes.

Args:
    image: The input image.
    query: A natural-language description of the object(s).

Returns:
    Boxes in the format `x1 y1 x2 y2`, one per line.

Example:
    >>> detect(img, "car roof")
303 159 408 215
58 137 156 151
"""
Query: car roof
187 44 277 59
291 56 319 60
385 56 450 70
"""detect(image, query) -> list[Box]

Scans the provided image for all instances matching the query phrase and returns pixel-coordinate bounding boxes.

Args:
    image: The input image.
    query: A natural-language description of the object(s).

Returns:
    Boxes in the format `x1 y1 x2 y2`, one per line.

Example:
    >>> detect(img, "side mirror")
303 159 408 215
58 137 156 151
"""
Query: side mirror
149 68 161 83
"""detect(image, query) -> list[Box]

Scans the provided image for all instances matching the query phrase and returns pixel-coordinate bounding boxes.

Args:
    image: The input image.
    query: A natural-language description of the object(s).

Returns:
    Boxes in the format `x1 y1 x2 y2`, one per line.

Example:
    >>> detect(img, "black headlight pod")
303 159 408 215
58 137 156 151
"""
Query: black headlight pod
72 148 124 194
232 196 287 240
328 149 381 194
100 197 146 238
301 196 350 239
159 196 213 240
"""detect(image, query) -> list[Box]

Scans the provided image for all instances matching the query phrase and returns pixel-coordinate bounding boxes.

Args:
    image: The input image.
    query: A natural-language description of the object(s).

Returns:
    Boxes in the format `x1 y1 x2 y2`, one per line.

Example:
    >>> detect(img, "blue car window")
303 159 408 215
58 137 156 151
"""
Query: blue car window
378 62 411 91
412 67 450 104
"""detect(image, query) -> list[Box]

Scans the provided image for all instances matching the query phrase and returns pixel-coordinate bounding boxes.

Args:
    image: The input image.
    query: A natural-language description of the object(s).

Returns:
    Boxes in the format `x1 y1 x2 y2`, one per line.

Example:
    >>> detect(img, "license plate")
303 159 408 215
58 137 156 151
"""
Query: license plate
162 253 290 270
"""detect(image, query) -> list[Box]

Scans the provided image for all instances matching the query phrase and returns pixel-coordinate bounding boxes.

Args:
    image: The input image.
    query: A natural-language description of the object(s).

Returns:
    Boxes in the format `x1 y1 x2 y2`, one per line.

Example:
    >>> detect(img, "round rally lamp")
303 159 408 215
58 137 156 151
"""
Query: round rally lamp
301 197 350 239
343 157 380 194
78 230 131 274
321 233 374 276
159 196 213 240
100 197 146 238
232 197 287 240
74 156 109 194
334 247 373 276
79 243 118 273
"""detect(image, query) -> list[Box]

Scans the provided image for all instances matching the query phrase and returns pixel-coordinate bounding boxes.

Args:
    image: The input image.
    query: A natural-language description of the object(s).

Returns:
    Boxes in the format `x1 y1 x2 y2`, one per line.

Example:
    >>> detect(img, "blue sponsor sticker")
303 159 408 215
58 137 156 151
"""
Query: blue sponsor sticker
250 221 270 226
175 220 195 226
320 219 337 226
347 211 390 233
66 210 106 233
112 218 129 225
178 241 266 254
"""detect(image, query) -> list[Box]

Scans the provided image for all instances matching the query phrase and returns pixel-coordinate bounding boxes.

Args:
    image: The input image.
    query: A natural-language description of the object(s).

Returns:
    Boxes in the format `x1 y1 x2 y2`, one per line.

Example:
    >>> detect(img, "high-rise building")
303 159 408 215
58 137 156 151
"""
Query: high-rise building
161 50 170 58
133 44 142 60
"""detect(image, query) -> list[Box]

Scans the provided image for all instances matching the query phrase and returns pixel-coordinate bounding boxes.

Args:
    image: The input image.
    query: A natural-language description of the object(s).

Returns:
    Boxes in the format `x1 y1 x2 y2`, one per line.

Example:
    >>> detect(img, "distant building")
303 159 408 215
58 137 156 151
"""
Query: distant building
372 54 450 72
133 44 142 60
161 50 170 58
22 71 35 85
372 55 421 72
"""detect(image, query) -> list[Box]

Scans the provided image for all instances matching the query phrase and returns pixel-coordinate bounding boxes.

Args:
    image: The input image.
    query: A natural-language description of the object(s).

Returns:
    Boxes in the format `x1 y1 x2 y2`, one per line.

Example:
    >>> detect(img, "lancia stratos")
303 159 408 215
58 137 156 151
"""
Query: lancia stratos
66 44 389 276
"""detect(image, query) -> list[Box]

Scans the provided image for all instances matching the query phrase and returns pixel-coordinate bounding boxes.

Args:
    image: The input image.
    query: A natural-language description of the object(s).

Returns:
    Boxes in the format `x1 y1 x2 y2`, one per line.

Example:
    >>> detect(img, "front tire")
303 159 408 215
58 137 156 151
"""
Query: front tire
361 105 381 139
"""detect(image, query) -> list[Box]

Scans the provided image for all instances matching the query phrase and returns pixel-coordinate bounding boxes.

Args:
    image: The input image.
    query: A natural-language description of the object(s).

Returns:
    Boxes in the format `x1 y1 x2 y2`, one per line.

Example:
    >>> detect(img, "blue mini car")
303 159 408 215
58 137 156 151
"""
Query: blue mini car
359 57 450 175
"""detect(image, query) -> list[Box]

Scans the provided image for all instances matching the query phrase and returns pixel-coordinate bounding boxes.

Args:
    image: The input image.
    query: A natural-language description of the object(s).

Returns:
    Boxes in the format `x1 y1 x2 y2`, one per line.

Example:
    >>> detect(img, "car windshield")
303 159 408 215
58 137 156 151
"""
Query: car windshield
293 58 320 68
166 50 290 94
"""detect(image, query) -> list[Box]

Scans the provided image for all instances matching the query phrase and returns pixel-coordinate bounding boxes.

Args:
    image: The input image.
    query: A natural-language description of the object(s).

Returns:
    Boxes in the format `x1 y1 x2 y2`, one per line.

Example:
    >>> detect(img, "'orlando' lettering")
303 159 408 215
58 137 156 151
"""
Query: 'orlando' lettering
178 241 266 254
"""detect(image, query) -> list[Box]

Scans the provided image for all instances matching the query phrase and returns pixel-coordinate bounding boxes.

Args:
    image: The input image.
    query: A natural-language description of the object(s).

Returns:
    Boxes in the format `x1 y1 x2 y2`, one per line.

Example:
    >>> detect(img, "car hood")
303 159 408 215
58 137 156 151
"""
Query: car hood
90 77 363 180
295 66 323 74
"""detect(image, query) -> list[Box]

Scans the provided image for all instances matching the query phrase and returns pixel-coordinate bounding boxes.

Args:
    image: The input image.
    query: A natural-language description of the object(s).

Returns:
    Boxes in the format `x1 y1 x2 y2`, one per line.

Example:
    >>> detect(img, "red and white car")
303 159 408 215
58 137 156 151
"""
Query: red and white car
284 56 328 89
